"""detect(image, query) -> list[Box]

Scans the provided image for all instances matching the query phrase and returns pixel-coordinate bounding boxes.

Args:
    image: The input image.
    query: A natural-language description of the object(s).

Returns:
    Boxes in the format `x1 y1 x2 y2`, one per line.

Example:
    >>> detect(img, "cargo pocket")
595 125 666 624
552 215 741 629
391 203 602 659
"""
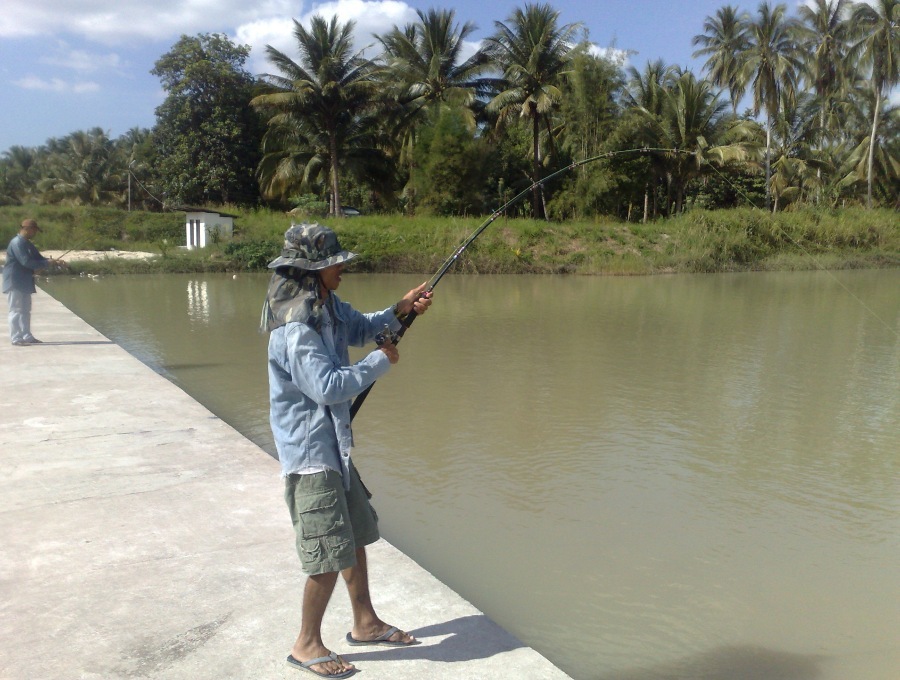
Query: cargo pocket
295 488 353 566
297 489 341 539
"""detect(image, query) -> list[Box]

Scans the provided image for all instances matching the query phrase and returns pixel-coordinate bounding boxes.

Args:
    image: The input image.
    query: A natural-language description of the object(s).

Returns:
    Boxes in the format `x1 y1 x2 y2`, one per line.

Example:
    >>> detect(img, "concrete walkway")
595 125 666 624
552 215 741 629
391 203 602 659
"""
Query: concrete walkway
0 290 570 680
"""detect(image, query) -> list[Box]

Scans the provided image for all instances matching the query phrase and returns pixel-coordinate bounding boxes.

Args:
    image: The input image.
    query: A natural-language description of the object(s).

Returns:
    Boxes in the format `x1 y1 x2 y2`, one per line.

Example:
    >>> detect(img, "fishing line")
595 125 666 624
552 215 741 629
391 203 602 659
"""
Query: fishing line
703 161 899 339
351 147 693 419
350 146 897 419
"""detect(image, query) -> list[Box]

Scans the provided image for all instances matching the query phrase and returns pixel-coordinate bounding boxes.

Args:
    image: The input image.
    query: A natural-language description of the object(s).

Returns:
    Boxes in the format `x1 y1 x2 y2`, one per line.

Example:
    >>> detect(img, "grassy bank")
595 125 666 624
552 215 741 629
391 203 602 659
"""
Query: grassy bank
2 205 897 276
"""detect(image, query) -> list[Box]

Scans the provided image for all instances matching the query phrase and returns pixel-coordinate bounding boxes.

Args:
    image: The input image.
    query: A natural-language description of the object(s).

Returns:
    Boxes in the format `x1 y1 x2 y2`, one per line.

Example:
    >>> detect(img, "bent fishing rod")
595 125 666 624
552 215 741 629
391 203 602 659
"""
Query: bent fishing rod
349 147 695 420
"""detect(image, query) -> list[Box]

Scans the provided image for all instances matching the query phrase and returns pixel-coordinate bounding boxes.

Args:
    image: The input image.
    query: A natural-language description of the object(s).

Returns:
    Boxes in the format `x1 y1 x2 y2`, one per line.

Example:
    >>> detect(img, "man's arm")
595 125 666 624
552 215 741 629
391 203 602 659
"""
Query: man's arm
286 322 393 406
9 238 50 271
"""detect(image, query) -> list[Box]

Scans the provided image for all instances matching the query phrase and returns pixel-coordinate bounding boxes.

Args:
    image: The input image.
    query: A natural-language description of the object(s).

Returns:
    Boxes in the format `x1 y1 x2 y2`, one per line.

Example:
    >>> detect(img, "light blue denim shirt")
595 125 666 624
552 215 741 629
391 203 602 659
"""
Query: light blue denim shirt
2 235 49 294
267 293 403 488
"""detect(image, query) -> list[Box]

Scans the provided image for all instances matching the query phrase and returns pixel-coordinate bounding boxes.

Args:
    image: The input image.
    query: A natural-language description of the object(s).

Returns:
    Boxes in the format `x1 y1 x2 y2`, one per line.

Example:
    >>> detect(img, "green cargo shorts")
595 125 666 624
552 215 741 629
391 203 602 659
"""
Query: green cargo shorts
284 463 380 575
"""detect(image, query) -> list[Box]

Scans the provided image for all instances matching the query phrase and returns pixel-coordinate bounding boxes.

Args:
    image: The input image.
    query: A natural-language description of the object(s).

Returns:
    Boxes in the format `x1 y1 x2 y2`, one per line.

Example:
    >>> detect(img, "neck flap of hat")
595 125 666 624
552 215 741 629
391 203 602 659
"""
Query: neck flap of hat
260 267 323 333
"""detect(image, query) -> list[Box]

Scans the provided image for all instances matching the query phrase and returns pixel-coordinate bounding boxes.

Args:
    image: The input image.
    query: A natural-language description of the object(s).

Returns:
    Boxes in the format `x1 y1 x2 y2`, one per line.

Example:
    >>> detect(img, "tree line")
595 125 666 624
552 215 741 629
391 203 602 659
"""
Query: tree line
1 1 897 220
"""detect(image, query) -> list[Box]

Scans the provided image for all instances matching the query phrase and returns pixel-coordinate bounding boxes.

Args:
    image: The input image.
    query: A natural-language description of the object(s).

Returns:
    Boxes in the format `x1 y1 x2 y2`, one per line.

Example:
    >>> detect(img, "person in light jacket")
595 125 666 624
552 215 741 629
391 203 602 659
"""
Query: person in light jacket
262 223 432 678
3 218 59 346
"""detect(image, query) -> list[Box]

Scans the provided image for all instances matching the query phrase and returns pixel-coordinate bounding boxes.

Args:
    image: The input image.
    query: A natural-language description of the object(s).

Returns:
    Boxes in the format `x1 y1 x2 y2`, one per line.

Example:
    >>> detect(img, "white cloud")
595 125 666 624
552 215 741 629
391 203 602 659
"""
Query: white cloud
236 0 419 75
39 43 124 73
1 0 421 51
589 44 631 67
3 0 429 78
13 75 100 93
0 0 301 45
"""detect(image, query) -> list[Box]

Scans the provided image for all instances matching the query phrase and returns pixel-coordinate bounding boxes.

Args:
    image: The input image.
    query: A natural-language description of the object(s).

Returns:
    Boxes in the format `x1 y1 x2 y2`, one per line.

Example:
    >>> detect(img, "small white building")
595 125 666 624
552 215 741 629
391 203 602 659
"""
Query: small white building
183 209 237 249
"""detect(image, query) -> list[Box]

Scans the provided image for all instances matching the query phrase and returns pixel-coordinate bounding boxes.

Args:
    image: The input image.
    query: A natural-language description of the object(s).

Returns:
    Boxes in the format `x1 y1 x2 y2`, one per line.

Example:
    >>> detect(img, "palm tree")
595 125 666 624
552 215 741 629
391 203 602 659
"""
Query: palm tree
840 88 900 207
798 0 853 143
692 5 751 115
0 146 39 205
484 3 580 218
375 8 491 201
376 8 490 122
740 2 803 210
624 59 674 115
631 69 758 214
251 15 384 215
768 90 827 210
624 60 676 219
849 0 900 207
38 128 123 206
796 0 853 204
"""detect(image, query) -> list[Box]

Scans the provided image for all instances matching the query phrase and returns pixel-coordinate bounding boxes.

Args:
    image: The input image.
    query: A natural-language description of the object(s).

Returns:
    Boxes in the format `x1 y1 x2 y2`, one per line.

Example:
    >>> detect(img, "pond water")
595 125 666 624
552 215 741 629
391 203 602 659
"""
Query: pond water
43 269 900 680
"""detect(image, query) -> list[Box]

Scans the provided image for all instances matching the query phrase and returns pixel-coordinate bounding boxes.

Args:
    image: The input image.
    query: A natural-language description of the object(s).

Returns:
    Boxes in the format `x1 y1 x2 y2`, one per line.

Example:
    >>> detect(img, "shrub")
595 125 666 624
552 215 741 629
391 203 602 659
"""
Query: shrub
223 239 281 270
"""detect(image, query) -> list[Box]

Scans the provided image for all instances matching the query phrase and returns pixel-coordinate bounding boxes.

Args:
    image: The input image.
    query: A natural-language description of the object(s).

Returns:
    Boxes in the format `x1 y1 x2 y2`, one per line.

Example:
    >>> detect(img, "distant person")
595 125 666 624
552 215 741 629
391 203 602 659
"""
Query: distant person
3 218 60 346
261 223 432 678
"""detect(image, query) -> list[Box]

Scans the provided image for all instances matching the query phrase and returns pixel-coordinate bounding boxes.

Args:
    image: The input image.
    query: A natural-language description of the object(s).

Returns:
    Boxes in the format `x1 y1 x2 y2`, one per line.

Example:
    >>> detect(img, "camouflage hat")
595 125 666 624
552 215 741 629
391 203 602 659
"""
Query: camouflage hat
266 222 358 271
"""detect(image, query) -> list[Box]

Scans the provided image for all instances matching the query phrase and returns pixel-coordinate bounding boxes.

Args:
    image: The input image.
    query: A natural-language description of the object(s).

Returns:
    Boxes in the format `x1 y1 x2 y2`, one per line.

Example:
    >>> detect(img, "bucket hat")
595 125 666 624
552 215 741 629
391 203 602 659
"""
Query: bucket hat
266 223 358 270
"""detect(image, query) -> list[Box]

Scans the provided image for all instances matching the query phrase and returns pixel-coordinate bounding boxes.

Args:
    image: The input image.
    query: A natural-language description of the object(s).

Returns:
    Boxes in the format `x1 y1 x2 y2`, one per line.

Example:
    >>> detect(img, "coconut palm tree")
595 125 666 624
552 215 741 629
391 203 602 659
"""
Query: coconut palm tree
484 3 581 218
375 8 491 203
839 87 900 207
631 69 758 214
740 2 803 210
692 5 751 115
0 146 39 205
252 15 386 215
849 0 900 207
38 128 123 206
623 60 676 219
767 90 827 210
624 59 675 115
376 8 490 122
796 0 853 204
797 0 853 132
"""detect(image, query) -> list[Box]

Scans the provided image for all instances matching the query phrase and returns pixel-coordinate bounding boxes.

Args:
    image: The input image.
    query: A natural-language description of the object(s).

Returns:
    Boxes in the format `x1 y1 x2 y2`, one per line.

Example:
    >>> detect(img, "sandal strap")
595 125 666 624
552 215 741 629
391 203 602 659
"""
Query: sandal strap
302 652 339 668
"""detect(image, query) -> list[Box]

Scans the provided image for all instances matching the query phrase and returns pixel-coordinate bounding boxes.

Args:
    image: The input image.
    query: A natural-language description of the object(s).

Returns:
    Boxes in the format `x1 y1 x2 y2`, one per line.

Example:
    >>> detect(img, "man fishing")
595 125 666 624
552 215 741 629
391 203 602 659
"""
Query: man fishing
261 223 432 678
3 218 62 346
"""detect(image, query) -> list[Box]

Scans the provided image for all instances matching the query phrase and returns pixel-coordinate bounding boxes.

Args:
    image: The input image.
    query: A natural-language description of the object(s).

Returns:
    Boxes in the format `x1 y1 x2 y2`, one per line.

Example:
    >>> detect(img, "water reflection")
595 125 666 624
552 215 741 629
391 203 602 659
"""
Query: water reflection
186 279 210 323
42 269 900 680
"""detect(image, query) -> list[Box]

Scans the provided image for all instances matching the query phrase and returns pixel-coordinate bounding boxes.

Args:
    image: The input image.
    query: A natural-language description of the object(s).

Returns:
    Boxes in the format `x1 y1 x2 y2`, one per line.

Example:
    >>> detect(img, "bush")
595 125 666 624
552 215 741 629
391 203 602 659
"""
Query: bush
223 239 281 270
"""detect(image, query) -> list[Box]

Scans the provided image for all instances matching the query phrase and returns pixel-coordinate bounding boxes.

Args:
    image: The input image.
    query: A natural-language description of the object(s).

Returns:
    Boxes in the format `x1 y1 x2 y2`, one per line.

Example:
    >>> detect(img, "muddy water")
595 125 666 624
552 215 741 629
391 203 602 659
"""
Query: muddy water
43 269 900 680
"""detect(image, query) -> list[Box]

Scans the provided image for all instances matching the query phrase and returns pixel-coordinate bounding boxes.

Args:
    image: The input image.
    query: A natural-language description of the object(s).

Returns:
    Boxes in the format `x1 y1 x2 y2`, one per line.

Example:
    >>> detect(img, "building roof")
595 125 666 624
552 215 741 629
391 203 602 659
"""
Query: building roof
179 206 239 219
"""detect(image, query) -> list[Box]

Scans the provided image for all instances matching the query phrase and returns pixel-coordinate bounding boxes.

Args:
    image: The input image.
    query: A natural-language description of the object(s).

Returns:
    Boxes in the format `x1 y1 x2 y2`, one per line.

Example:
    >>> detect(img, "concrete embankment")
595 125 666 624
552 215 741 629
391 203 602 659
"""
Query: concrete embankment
0 290 571 680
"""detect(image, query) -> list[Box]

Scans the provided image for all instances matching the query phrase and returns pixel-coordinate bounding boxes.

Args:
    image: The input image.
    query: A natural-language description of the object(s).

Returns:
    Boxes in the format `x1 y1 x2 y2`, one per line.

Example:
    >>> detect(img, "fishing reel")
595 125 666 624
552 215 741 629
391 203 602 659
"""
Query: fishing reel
375 324 400 346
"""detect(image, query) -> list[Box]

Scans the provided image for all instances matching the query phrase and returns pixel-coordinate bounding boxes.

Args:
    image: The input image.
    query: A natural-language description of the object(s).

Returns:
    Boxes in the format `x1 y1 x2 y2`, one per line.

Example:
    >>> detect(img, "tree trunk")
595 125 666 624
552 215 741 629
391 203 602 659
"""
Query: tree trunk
765 113 772 212
643 186 649 224
330 133 342 218
532 111 543 220
867 87 882 209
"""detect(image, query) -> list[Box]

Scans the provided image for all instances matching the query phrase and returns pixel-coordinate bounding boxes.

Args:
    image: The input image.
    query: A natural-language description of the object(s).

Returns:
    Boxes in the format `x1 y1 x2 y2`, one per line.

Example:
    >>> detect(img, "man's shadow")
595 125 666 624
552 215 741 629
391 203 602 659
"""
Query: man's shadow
344 623 824 680
341 615 525 664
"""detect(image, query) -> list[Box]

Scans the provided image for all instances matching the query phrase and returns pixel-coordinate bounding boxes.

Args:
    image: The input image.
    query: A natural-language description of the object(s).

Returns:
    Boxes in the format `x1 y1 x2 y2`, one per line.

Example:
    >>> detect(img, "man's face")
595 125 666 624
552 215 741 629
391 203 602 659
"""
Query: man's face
318 263 344 296
21 224 39 240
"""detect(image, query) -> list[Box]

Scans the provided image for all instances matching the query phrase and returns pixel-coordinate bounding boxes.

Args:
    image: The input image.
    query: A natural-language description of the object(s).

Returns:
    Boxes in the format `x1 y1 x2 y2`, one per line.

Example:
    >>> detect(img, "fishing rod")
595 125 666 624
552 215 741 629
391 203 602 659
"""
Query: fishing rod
349 147 695 420
55 236 94 262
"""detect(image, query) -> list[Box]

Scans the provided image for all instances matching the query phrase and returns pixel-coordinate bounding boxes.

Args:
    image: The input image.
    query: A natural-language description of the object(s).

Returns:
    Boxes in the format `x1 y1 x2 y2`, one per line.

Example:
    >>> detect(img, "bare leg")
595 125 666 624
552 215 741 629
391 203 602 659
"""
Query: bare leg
290 571 355 676
342 546 416 644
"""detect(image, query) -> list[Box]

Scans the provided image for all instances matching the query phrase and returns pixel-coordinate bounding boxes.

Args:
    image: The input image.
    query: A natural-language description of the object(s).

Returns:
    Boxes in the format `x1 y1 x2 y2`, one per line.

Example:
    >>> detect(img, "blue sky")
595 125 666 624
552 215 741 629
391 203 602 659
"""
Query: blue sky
0 0 812 153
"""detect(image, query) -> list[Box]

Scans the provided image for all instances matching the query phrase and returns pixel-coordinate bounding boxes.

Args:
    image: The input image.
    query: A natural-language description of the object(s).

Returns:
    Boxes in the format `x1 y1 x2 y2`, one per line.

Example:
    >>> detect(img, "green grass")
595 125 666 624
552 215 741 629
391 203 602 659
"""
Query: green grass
2 204 896 277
